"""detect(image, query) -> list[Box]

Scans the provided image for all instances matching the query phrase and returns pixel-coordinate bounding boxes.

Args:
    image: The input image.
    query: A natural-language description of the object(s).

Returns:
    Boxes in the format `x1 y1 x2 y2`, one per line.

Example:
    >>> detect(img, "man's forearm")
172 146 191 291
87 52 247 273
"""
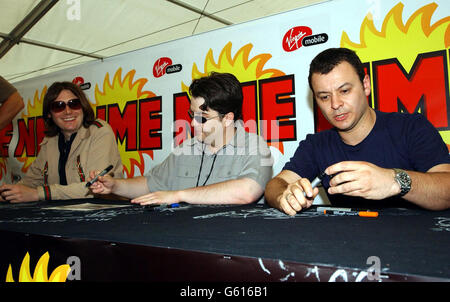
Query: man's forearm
403 171 450 210
113 176 150 199
178 178 263 205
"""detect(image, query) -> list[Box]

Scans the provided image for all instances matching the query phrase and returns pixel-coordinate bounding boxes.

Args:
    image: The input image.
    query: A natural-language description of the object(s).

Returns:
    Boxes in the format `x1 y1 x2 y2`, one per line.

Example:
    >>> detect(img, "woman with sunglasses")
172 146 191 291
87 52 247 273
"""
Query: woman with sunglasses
0 81 123 203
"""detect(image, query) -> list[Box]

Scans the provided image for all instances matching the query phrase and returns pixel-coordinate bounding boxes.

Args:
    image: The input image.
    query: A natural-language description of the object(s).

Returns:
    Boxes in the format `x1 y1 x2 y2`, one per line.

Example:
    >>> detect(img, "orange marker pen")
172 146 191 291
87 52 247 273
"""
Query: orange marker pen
358 211 379 218
322 209 378 218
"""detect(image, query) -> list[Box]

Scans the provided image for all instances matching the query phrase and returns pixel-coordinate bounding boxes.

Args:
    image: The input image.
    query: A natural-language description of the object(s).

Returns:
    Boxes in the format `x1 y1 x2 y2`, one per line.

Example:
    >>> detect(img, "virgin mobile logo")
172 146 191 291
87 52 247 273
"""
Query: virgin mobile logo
153 57 182 78
153 57 173 78
72 76 91 90
282 26 312 52
282 26 328 52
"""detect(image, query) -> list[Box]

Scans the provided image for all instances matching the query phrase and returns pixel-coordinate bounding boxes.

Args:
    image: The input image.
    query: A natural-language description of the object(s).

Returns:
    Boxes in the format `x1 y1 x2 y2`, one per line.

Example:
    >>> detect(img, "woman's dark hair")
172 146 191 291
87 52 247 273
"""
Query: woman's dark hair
189 72 243 121
308 48 366 91
43 81 95 136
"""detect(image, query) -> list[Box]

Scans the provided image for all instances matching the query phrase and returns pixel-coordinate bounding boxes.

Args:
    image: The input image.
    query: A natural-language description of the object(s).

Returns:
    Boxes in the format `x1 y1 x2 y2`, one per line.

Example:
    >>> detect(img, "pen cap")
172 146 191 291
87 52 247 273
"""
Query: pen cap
104 165 114 172
358 211 379 218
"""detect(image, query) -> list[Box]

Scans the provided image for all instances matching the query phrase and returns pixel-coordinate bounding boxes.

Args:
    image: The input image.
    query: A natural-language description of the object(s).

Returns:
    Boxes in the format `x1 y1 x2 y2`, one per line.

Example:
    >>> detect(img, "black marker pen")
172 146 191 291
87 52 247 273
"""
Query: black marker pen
86 165 113 187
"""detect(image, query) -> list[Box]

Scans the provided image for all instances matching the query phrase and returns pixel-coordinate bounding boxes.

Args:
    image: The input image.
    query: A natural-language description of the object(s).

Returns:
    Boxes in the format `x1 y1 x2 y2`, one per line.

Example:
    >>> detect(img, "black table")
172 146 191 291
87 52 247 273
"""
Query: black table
0 199 449 282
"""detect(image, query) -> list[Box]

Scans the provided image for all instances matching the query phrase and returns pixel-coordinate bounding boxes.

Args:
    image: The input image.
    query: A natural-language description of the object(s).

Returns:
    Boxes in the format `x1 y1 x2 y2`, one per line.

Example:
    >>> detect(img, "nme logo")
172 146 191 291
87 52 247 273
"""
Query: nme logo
282 26 328 52
153 57 182 78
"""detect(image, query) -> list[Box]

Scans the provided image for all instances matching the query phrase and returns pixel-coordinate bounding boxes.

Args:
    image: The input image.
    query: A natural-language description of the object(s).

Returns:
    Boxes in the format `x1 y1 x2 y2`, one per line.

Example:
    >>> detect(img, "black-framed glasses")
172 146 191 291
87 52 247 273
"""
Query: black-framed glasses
50 99 82 113
188 110 219 124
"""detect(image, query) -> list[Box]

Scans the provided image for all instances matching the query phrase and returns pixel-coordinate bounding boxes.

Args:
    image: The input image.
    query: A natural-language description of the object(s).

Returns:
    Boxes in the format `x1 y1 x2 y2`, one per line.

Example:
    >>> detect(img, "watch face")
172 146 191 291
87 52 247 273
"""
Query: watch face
395 169 411 196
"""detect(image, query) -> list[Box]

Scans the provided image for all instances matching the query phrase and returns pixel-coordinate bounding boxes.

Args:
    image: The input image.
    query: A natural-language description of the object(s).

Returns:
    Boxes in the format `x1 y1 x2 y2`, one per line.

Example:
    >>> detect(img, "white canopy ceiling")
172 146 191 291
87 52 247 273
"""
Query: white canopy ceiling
0 0 327 83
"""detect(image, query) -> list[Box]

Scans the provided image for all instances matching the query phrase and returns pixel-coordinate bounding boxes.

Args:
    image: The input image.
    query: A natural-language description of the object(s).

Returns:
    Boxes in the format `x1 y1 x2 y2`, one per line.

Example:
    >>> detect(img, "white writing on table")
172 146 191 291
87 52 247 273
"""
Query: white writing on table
432 217 450 232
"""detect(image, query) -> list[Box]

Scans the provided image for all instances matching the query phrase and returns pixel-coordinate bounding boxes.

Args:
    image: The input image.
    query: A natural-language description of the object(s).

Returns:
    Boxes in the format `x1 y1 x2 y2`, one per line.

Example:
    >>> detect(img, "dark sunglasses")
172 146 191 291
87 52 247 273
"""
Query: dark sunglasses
50 99 82 113
188 110 219 124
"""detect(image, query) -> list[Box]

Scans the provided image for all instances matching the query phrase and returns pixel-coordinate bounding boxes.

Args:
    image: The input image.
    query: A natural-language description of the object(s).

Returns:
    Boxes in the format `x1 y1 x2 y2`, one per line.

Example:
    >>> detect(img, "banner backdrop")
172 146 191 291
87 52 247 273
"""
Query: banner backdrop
1 0 449 204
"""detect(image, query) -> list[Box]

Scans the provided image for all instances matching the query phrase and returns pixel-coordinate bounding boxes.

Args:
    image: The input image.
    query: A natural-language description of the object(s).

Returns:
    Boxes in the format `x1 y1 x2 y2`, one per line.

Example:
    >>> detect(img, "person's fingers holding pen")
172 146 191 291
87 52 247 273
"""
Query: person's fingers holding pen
325 161 395 199
281 190 302 215
292 178 316 207
87 171 114 194
280 183 305 215
87 170 101 191
288 182 307 209
299 177 320 199
87 170 101 183
279 177 320 216
86 165 114 188
280 194 296 215
279 194 298 216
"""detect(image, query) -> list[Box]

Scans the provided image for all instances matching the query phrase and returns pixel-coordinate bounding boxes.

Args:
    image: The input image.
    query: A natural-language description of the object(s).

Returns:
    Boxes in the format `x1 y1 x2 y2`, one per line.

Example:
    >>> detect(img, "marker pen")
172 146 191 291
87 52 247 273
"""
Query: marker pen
316 206 352 212
322 209 379 218
85 165 113 187
303 171 326 197
311 172 326 188
144 203 181 211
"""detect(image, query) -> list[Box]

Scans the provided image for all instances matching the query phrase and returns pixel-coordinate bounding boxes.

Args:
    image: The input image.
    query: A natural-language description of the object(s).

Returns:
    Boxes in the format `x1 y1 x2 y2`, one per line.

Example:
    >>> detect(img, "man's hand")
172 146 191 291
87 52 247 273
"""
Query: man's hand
325 161 399 199
131 190 181 206
277 178 319 216
88 170 116 195
0 184 39 203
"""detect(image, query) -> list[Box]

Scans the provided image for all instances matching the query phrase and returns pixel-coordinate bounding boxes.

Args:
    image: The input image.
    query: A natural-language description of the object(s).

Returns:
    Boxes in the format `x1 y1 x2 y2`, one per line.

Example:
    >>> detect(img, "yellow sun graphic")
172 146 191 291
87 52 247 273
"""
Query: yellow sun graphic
181 42 286 152
342 2 450 72
341 2 450 150
95 68 157 177
6 252 70 282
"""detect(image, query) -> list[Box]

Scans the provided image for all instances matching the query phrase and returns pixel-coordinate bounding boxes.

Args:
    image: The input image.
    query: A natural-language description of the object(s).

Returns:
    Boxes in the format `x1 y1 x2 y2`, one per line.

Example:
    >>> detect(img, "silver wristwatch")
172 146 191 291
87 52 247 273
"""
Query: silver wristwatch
393 168 411 196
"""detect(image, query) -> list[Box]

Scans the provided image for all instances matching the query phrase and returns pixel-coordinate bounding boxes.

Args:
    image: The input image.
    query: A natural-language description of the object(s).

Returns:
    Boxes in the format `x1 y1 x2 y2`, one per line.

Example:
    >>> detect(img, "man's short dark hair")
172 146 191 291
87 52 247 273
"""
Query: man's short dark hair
43 81 95 137
189 72 243 121
308 48 366 91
